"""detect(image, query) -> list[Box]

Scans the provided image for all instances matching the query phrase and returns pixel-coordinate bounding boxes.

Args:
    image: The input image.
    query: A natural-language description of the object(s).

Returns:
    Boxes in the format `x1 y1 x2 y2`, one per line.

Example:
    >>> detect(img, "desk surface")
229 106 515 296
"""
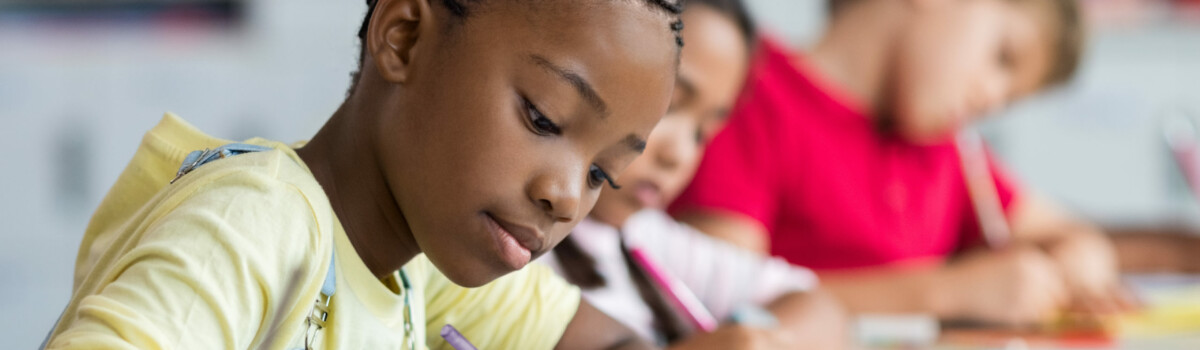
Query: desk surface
931 330 1200 350
859 274 1200 350
861 334 1200 350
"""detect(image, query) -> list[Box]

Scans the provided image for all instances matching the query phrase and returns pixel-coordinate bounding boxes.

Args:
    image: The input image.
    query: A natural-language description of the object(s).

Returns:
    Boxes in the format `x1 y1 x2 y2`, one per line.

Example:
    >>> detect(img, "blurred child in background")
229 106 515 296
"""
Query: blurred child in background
542 0 848 349
668 0 1158 326
45 0 687 348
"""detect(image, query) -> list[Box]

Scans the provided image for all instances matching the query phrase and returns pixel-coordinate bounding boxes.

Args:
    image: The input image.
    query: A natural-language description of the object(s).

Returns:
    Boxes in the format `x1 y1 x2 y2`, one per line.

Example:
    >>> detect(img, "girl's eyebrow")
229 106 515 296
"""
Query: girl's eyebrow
675 74 699 106
529 54 610 117
623 134 647 154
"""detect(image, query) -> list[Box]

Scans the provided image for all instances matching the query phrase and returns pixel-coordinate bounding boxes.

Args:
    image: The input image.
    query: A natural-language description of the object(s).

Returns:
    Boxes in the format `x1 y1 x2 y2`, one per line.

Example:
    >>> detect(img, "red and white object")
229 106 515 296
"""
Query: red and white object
957 129 1012 249
1164 115 1200 202
628 247 719 332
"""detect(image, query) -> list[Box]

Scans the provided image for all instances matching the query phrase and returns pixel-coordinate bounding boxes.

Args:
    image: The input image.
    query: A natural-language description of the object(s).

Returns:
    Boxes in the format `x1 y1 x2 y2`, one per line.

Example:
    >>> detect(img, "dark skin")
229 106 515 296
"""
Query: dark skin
296 0 676 348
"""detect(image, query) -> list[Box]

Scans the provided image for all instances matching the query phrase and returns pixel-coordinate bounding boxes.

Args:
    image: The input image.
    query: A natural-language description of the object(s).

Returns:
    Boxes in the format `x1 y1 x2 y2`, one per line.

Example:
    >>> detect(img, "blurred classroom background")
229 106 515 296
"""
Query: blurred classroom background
1 0 1197 347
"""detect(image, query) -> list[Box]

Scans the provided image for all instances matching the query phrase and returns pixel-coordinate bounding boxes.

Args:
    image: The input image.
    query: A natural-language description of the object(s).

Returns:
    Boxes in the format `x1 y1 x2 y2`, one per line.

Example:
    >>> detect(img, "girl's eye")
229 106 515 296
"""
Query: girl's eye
694 127 706 146
996 44 1015 71
524 98 561 136
587 165 621 190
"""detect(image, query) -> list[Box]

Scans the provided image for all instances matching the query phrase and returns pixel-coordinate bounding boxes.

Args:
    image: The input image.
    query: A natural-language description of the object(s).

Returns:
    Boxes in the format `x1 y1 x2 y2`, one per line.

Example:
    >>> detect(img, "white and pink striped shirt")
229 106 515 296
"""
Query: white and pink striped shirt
539 210 818 342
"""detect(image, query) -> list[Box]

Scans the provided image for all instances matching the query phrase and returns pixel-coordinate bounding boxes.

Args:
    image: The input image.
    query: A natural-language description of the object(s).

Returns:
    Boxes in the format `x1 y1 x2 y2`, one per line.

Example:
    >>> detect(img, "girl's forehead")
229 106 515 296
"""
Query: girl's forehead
522 5 677 111
470 0 678 73
1003 1 1056 96
677 8 747 110
461 0 677 145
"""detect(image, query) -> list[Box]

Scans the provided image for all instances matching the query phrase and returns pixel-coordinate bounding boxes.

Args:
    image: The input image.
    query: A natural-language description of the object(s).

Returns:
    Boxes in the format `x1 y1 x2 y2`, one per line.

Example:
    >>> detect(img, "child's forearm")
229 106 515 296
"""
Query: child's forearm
820 268 959 318
766 289 850 349
1025 217 1113 263
555 301 657 350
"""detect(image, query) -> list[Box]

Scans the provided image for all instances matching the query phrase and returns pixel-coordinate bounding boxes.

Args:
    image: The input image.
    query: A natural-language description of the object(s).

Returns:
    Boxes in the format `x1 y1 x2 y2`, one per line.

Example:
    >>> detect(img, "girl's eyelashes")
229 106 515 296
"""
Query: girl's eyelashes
588 164 621 190
523 97 562 136
519 96 617 190
996 42 1015 71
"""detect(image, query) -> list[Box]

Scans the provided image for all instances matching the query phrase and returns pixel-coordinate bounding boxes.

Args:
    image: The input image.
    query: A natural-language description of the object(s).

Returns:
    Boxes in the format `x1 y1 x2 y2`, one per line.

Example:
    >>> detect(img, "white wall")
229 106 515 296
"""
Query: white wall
0 0 365 345
988 24 1200 225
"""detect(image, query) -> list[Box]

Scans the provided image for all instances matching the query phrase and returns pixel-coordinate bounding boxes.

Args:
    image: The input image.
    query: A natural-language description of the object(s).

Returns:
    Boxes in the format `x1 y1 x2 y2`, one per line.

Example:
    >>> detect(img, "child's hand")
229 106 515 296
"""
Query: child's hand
666 325 800 350
1047 233 1138 315
940 246 1070 325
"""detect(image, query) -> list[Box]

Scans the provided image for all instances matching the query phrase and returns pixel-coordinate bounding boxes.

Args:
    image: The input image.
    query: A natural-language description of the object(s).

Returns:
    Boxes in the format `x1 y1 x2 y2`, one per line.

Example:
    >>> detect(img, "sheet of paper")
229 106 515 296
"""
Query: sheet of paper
1116 274 1200 338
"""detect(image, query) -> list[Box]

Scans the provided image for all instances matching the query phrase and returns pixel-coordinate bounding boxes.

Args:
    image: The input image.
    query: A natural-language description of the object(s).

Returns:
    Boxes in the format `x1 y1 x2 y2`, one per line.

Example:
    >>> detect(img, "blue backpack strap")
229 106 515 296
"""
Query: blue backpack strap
322 251 338 297
171 143 274 184
42 143 339 350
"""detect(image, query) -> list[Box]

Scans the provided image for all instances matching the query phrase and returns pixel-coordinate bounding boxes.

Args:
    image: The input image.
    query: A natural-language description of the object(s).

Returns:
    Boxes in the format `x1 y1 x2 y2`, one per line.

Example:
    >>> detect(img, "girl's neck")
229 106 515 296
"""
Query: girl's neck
297 98 422 279
807 1 907 117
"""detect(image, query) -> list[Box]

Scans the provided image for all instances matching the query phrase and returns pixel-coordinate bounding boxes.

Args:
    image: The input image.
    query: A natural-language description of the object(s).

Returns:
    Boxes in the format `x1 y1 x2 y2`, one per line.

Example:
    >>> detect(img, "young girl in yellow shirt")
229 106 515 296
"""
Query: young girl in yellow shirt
45 0 683 348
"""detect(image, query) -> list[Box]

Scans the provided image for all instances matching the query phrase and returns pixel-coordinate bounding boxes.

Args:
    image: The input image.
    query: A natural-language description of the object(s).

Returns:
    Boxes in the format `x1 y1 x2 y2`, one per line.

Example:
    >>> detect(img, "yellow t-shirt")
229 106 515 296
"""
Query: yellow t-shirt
46 114 581 350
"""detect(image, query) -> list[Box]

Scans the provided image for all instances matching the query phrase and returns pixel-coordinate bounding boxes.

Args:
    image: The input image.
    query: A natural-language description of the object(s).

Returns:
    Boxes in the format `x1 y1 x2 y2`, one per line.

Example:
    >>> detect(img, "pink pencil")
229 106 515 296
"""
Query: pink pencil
628 247 718 332
1164 115 1200 201
957 129 1012 249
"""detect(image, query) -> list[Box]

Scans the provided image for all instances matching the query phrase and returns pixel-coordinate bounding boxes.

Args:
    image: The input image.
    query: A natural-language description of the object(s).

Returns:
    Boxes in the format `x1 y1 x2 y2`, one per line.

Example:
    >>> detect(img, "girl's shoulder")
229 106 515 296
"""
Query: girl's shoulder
78 113 335 290
56 115 337 349
87 113 332 250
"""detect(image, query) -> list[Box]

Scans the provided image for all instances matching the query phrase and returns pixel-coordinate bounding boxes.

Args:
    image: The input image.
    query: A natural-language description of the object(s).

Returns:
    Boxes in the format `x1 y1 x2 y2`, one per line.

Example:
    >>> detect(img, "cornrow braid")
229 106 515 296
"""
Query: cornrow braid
349 0 686 94
364 0 686 46
649 0 686 46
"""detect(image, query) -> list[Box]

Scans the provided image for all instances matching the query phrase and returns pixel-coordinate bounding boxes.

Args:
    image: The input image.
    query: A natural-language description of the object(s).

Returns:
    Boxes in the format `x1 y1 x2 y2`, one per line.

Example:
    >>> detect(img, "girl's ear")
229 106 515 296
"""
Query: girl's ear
367 0 435 84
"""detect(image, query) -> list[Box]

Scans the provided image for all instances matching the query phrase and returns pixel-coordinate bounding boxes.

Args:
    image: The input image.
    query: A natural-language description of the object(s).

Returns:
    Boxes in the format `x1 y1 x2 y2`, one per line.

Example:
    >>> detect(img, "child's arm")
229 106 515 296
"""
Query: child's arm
1006 194 1135 313
47 172 328 349
663 325 806 350
821 245 1070 325
556 298 843 350
763 289 849 349
555 301 656 350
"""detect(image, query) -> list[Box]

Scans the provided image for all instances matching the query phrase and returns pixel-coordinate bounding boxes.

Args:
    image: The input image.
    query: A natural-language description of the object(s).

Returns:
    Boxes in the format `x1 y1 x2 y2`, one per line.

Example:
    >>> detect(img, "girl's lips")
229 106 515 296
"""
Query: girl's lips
484 213 534 270
632 181 663 209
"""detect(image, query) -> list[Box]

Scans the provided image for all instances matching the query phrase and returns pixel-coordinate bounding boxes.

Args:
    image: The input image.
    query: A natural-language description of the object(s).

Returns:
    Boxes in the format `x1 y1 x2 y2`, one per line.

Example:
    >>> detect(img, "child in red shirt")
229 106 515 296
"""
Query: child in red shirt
670 0 1142 325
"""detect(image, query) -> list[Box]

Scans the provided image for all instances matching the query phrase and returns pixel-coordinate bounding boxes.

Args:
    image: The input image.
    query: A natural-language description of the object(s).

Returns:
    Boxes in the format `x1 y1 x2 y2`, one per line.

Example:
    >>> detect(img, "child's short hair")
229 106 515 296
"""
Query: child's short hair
827 0 1085 87
1038 0 1084 87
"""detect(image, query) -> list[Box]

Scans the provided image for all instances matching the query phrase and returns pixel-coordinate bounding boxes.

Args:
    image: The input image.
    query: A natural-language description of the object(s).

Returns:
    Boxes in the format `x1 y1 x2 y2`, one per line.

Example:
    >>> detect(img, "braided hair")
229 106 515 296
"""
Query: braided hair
348 0 685 93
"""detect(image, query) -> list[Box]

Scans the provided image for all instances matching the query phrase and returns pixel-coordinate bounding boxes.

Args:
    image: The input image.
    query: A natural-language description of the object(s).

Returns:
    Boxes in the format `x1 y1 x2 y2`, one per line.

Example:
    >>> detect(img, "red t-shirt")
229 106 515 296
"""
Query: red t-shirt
669 38 1020 271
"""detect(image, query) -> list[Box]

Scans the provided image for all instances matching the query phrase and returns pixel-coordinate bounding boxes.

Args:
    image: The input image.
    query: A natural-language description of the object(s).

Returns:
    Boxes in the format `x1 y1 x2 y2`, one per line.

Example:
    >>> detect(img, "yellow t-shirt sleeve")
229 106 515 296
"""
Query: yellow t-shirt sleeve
420 260 582 350
48 166 328 350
